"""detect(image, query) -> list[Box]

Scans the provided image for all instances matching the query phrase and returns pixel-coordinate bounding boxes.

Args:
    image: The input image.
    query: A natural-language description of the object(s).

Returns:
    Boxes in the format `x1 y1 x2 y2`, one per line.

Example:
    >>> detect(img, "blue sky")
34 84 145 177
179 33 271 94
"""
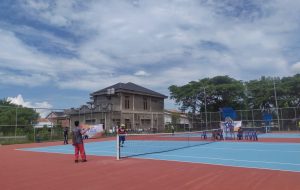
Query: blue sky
1 0 300 111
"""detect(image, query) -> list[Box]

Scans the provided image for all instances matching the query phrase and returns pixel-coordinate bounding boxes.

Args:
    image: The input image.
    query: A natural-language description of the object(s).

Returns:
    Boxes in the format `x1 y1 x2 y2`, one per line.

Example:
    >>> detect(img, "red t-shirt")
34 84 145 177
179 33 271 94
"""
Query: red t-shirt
118 128 126 134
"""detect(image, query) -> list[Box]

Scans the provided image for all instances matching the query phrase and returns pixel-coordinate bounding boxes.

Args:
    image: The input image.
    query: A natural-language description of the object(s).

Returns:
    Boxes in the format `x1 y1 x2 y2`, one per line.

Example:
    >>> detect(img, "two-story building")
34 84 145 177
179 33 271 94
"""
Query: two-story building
164 109 191 130
46 111 70 128
66 82 167 132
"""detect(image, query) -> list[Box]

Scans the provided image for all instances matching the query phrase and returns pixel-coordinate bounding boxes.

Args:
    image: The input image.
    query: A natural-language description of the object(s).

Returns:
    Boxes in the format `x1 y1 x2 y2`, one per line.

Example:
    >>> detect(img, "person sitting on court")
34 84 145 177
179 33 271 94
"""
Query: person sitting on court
201 131 207 139
249 130 253 140
244 131 249 140
237 127 243 140
212 130 217 140
118 124 127 147
252 130 258 141
215 129 223 140
219 129 224 140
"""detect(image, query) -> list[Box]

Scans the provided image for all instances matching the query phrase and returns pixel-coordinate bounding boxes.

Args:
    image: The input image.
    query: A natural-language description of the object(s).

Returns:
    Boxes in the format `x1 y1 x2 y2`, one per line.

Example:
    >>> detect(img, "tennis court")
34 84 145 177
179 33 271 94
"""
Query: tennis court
19 133 300 173
258 133 300 138
0 132 299 190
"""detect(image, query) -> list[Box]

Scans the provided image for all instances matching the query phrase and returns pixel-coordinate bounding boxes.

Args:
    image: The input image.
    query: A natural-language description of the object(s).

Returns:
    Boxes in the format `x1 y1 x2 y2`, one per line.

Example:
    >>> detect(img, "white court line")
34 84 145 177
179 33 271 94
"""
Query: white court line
88 146 115 149
120 150 300 166
15 149 73 154
189 146 300 153
153 154 300 166
88 150 115 154
16 148 115 154
137 157 300 173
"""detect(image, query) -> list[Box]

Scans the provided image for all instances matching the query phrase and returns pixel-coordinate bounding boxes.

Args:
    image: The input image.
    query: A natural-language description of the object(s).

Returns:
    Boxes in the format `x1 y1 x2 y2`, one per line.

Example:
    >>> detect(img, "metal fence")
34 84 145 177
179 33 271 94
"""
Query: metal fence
1 105 299 144
0 106 65 144
191 107 300 132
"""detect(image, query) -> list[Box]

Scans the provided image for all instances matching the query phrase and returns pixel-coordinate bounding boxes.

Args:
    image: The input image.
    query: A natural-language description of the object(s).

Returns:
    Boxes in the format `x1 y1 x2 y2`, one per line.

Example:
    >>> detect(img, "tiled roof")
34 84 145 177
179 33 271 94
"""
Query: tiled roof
165 109 183 114
91 82 167 98
37 118 51 122
52 111 65 117
46 111 67 119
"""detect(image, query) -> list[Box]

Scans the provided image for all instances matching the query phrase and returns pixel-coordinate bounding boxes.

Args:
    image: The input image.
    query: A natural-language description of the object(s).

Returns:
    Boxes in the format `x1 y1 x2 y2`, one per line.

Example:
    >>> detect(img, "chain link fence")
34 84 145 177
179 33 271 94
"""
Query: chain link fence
191 107 300 132
1 105 299 144
0 106 66 145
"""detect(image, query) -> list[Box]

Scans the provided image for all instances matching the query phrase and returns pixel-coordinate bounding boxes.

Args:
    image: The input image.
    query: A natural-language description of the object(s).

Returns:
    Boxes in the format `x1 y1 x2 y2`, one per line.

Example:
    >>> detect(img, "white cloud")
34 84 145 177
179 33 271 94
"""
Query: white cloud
291 62 300 73
25 0 50 10
134 70 150 76
6 94 53 117
1 0 300 109
22 0 72 27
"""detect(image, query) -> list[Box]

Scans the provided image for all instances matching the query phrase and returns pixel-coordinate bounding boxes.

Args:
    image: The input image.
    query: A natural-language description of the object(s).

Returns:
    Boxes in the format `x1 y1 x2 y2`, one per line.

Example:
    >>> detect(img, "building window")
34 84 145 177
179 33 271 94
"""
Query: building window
159 100 163 110
143 97 148 110
85 119 96 124
141 119 151 125
125 119 131 129
125 96 130 109
152 98 158 103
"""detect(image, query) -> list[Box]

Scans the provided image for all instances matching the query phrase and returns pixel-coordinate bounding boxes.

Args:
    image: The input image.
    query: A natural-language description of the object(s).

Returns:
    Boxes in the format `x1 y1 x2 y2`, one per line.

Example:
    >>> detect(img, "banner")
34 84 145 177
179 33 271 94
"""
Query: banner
220 120 242 132
220 107 237 120
80 124 104 138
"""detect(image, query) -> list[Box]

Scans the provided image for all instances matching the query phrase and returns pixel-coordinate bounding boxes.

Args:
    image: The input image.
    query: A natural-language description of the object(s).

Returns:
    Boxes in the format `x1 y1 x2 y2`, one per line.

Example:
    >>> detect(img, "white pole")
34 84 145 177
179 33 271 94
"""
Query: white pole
116 134 120 160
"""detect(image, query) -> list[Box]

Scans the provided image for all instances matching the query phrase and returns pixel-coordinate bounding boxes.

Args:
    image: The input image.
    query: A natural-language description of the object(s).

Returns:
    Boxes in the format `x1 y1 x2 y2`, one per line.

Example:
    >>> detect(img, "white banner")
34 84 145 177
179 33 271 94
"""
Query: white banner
81 124 104 138
220 121 242 132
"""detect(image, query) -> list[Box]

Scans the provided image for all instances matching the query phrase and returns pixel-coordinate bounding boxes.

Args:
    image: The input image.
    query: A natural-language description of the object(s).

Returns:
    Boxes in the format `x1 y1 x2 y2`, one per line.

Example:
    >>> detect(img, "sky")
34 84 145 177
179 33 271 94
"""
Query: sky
1 0 300 112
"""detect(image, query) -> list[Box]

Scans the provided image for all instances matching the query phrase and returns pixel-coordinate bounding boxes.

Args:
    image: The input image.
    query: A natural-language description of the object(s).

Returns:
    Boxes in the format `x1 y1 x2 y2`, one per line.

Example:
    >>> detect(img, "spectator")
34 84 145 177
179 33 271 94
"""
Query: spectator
63 127 68 144
171 125 175 135
237 127 243 140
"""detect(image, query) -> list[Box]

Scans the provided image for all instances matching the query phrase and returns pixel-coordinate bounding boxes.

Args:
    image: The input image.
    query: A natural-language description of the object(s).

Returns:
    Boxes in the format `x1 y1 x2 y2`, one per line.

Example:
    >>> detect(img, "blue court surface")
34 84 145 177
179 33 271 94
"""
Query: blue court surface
19 140 300 173
258 133 300 138
171 132 300 139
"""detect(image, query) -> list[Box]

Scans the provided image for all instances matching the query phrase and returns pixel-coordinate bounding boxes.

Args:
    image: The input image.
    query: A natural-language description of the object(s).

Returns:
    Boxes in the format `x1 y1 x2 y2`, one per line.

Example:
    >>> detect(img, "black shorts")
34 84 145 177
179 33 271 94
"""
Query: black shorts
119 136 125 142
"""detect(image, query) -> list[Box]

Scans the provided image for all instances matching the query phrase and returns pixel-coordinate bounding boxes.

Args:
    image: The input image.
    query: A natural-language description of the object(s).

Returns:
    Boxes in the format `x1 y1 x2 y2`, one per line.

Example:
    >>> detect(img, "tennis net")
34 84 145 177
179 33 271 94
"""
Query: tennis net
116 129 220 159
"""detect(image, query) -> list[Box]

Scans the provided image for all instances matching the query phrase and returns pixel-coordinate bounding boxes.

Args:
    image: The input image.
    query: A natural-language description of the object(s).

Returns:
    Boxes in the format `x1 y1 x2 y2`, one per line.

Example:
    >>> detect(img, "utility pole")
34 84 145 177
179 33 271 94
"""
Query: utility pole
203 87 208 130
273 78 280 131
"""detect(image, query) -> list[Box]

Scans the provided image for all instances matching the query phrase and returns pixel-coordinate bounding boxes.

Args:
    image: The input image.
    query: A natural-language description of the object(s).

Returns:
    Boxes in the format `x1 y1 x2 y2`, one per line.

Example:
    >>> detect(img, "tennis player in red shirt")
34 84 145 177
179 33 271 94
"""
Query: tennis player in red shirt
118 124 127 147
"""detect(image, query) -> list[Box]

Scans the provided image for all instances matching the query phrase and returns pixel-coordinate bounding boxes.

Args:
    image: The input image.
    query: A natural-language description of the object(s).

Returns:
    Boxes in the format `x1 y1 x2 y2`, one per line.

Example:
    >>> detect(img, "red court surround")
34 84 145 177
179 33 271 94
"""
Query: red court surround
1 140 300 190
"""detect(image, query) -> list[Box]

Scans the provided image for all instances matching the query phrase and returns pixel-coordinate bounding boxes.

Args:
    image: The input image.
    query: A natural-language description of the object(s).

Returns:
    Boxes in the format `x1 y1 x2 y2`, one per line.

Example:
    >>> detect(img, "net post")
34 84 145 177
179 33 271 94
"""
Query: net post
116 134 120 160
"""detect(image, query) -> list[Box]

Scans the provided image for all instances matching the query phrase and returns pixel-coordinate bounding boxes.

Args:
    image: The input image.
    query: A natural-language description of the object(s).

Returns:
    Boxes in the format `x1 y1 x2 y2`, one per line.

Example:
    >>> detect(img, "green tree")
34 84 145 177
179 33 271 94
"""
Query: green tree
169 76 246 113
171 112 180 126
245 76 277 110
245 74 300 110
0 99 39 135
279 74 300 107
205 76 246 110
